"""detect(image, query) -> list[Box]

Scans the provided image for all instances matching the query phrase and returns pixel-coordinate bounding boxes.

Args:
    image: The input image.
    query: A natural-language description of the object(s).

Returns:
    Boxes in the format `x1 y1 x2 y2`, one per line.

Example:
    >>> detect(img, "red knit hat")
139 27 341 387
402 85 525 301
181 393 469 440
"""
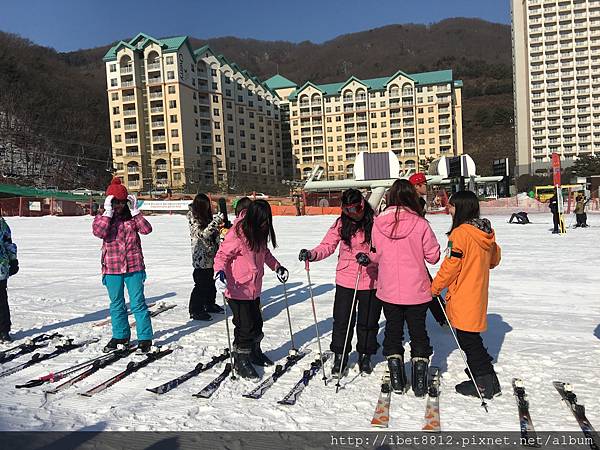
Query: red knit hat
105 177 128 200
409 172 427 185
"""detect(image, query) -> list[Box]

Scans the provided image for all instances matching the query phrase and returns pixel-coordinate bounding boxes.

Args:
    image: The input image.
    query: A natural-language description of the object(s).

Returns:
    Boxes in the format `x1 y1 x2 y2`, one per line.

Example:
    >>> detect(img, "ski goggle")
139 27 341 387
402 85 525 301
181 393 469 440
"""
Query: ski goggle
342 199 365 220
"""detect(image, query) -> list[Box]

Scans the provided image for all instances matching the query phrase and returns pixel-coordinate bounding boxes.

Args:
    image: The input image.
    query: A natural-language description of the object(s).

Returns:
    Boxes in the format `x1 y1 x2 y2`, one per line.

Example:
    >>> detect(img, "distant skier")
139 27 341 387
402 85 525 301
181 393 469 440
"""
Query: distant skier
431 190 502 400
509 211 530 224
187 193 224 321
92 178 154 354
298 188 381 375
0 214 18 342
548 190 560 234
574 193 589 228
213 200 288 379
368 179 441 396
410 172 448 328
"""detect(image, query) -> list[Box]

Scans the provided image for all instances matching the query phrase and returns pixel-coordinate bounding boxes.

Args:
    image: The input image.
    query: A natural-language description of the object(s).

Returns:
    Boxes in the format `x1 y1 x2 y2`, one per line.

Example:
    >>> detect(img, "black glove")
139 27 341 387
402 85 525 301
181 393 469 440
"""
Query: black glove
356 252 371 267
8 259 19 276
298 249 312 262
276 266 289 283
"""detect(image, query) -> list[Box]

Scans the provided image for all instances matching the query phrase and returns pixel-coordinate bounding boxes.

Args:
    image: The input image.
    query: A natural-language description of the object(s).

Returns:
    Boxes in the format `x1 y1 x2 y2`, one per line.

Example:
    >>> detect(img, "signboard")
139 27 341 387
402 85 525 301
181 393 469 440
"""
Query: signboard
28 201 41 212
551 153 561 186
138 200 190 211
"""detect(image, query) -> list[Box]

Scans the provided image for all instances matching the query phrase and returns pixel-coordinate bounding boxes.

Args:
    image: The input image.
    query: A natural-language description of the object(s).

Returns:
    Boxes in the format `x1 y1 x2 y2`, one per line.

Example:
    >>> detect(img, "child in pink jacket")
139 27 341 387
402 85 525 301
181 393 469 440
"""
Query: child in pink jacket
213 200 288 379
299 188 381 376
370 179 440 396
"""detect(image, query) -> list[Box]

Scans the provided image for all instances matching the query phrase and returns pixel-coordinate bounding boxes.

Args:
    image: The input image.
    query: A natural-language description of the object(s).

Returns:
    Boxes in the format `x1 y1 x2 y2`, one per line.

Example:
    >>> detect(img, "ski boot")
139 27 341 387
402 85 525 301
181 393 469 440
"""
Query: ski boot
0 331 12 343
455 372 501 399
250 342 274 366
358 354 373 374
411 357 429 397
387 355 407 394
103 337 130 353
331 353 349 376
234 350 260 380
190 311 212 321
137 340 153 354
204 304 224 314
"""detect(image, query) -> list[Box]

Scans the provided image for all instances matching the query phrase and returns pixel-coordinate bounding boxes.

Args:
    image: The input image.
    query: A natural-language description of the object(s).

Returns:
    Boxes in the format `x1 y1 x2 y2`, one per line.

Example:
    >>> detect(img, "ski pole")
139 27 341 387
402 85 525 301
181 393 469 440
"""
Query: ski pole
435 295 488 412
304 260 328 385
277 273 297 355
335 266 362 393
222 293 236 380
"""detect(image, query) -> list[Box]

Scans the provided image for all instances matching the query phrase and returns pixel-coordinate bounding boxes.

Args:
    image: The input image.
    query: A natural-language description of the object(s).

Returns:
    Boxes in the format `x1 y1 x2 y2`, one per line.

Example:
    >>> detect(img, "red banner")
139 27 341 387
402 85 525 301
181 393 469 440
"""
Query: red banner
551 153 561 186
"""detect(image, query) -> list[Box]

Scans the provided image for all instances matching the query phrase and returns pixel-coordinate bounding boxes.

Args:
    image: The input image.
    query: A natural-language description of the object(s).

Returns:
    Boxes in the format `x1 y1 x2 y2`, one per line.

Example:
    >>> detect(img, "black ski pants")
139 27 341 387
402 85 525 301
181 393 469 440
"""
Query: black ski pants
189 268 217 315
456 329 494 376
0 280 9 333
330 285 382 355
576 213 587 227
552 211 560 232
227 297 263 352
381 300 433 359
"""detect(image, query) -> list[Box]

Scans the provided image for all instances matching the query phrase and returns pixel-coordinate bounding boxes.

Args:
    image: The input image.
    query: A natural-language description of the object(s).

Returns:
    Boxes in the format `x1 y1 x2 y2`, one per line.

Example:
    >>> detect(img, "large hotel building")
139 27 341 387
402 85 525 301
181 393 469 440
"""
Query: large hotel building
266 71 464 180
512 0 600 175
104 32 463 190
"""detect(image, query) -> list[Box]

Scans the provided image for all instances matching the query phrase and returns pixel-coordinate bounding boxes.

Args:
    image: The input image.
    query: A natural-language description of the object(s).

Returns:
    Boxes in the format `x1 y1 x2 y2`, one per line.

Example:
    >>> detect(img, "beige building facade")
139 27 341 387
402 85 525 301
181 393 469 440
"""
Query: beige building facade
267 70 463 180
104 33 283 193
512 0 600 175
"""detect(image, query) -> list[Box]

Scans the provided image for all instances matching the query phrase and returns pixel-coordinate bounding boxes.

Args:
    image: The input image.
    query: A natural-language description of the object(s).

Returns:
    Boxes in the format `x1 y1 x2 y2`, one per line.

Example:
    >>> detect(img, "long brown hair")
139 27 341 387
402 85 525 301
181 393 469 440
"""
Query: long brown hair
387 179 423 217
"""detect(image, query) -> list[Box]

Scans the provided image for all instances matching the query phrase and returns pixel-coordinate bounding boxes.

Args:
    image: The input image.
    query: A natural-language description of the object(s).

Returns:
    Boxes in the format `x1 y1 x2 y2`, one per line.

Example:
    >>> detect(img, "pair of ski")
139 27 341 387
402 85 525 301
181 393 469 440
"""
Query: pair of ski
0 338 99 379
370 366 441 431
0 333 63 364
513 379 599 450
91 301 173 327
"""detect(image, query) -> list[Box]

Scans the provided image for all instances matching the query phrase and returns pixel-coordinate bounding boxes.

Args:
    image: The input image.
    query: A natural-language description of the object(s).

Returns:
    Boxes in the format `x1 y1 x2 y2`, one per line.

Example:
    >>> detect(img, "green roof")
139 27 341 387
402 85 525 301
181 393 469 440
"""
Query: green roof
0 184 103 202
103 32 191 61
287 69 459 100
264 74 298 90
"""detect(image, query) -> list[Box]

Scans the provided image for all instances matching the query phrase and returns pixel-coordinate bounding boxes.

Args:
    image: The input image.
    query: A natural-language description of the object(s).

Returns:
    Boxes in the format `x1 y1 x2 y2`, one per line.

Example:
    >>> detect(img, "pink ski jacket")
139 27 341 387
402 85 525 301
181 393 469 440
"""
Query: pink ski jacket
213 224 281 300
309 218 377 290
92 214 152 275
371 207 440 305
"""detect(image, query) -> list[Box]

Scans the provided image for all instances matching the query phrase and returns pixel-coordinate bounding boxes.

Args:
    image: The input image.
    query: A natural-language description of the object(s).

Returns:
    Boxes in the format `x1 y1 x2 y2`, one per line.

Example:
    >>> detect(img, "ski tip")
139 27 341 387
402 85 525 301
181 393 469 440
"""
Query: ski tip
146 388 159 394
78 392 93 398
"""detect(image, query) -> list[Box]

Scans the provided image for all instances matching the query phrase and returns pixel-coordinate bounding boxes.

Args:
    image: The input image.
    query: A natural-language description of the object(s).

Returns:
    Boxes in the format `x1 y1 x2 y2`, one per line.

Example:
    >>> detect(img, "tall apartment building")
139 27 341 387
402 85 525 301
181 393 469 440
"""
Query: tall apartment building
267 70 463 180
512 0 600 175
103 33 284 193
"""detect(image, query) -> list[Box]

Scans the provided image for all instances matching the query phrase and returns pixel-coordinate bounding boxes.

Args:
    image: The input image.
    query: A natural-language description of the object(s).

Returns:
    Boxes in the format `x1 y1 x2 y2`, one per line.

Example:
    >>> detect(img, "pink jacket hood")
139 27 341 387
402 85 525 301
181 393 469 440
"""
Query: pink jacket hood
371 207 440 305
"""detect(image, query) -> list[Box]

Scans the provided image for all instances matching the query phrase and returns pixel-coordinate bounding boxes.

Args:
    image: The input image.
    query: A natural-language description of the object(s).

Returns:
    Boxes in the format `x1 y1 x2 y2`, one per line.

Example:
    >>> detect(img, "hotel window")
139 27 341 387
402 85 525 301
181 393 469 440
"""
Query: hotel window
167 71 175 80
171 129 179 137
109 64 116 72
168 86 176 94
169 100 177 108
173 158 180 166
113 121 121 129
110 78 117 87
172 144 180 151
170 115 178 123
111 93 119 101
166 56 174 64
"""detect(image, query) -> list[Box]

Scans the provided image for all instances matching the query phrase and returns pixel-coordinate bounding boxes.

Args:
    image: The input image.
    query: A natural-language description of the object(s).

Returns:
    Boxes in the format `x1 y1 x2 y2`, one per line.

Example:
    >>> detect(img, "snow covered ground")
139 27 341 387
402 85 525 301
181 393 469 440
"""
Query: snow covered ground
0 212 599 432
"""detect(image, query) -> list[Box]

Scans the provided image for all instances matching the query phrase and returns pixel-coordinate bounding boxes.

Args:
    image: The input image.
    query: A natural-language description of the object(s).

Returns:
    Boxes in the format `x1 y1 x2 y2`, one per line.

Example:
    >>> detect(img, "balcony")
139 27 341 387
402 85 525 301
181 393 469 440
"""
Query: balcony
151 121 165 128
125 138 138 144
123 110 136 117
149 92 163 99
150 107 164 113
147 77 162 84
122 95 135 102
124 124 137 130
121 81 134 88
153 136 166 142
147 62 161 71
125 149 139 156
153 148 168 154
127 166 139 174
201 139 212 146
120 66 133 74
156 164 168 171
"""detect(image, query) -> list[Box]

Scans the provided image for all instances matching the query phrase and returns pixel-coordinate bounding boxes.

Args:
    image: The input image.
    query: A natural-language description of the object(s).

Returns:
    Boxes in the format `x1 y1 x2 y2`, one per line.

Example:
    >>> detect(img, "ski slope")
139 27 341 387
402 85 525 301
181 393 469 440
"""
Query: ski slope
0 212 599 432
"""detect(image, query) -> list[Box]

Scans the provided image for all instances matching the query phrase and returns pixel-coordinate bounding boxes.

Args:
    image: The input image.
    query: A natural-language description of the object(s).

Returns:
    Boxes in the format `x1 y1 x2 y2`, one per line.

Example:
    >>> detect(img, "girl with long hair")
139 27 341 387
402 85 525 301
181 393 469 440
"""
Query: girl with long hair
369 179 440 396
213 200 288 379
431 190 502 399
92 178 154 353
299 188 381 375
188 193 224 321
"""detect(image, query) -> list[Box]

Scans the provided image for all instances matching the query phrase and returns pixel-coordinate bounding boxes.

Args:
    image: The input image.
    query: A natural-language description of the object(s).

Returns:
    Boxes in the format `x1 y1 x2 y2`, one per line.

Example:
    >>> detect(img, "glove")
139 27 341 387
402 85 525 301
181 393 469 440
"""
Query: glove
8 259 19 276
214 270 227 294
298 249 312 262
356 252 371 267
102 195 114 218
128 194 140 216
276 266 289 283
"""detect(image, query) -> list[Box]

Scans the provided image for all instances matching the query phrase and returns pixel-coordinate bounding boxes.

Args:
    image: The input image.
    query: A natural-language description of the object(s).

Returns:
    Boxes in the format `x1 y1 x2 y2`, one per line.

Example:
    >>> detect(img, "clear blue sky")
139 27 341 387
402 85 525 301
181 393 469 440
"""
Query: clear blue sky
0 0 510 52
